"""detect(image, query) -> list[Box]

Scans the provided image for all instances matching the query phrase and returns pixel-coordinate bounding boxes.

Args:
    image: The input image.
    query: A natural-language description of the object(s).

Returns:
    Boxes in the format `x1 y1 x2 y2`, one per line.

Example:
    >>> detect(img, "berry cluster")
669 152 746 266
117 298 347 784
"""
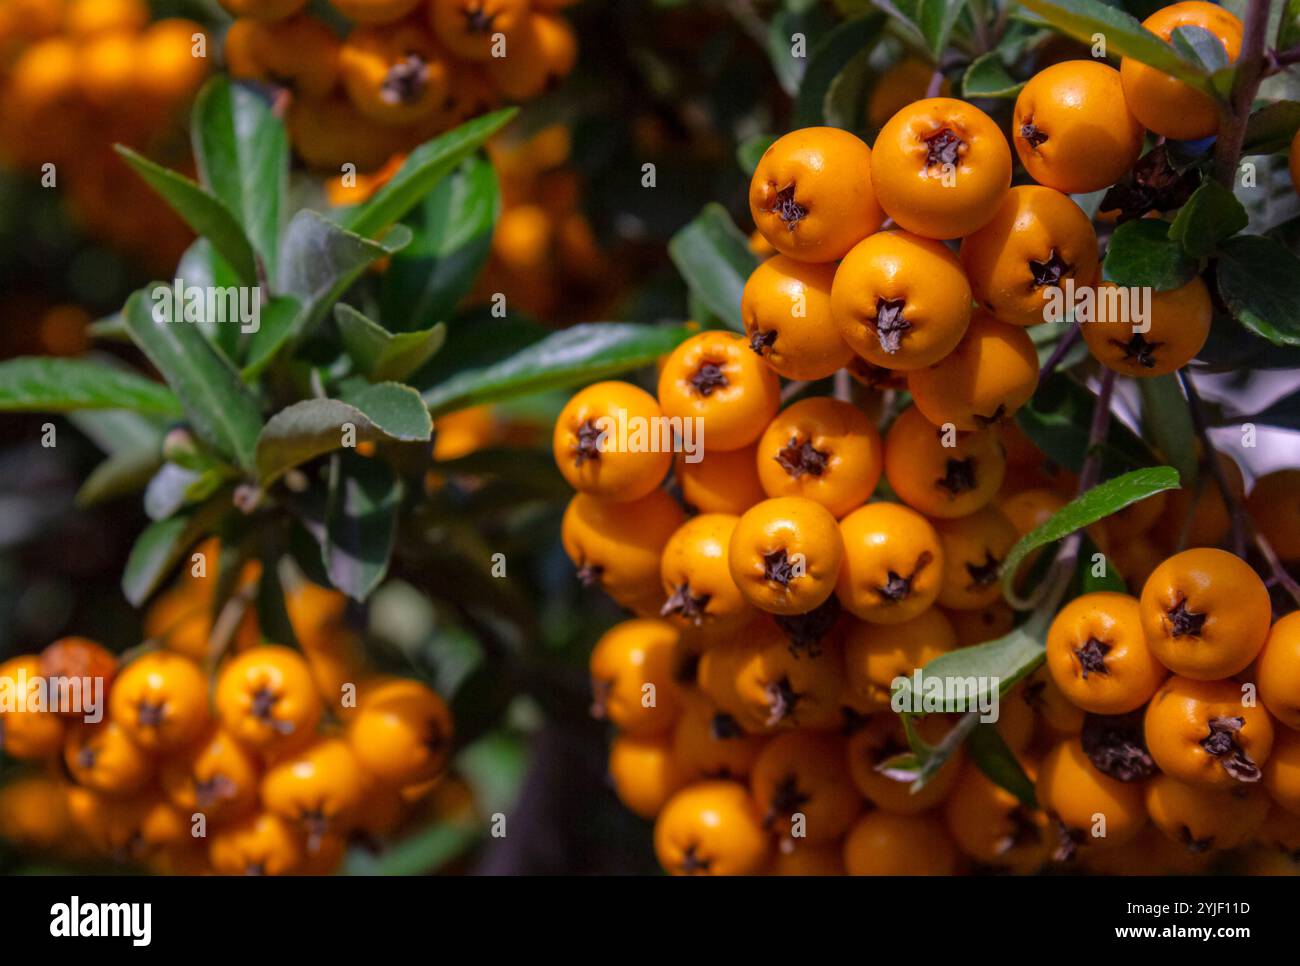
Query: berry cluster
0 540 459 875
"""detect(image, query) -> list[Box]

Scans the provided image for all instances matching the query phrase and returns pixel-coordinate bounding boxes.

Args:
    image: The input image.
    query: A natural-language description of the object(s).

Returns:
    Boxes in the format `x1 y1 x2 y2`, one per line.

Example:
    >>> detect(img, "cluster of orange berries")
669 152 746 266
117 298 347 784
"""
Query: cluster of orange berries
0 0 207 268
224 0 577 174
0 540 461 875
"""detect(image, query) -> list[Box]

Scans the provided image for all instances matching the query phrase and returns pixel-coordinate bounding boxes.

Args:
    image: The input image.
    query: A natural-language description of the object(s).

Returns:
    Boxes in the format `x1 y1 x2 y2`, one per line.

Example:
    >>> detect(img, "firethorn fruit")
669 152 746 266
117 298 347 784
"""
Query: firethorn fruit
1145 675 1274 787
339 22 450 124
218 0 307 19
867 57 947 128
748 127 885 262
1045 592 1168 715
842 607 957 712
1036 738 1147 858
831 230 972 371
675 445 766 515
933 504 1019 611
771 839 845 875
561 489 684 613
484 12 577 100
607 733 683 820
215 645 322 754
428 0 529 62
1264 725 1300 815
208 811 304 876
750 731 861 843
960 185 1099 328
347 678 453 786
845 713 963 814
39 637 117 703
63 720 152 797
944 761 1049 872
835 501 945 624
843 811 959 875
660 513 755 630
1258 612 1300 732
552 381 671 502
946 600 1015 647
1013 60 1145 194
870 96 1012 240
654 780 770 875
1081 277 1212 376
1156 449 1245 549
1020 666 1085 738
1139 548 1271 680
228 15 341 99
726 619 844 732
588 618 681 737
1120 2 1243 141
1246 469 1300 561
755 397 883 518
657 331 781 452
670 695 765 781
261 737 366 846
0 657 66 759
0 776 71 852
1145 772 1269 852
728 497 845 616
741 256 853 380
908 311 1038 432
109 652 210 753
884 405 1006 519
287 94 408 172
160 728 261 825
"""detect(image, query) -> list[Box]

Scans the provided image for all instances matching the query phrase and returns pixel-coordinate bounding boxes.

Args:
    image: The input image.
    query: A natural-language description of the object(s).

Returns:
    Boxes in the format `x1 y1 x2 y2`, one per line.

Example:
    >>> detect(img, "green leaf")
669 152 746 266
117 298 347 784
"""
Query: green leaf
918 0 969 57
377 154 498 333
667 203 757 332
1001 466 1181 600
794 13 887 127
1167 180 1248 259
254 383 432 485
277 211 411 342
323 452 401 601
122 287 264 470
1169 24 1228 72
1016 373 1157 475
114 146 257 284
1017 0 1214 94
968 724 1037 808
72 410 167 507
1279 0 1300 49
121 500 226 607
421 322 692 417
342 108 517 239
77 449 163 508
174 239 244 359
737 134 776 175
1241 100 1300 156
1102 218 1197 290
1216 235 1300 346
1137 373 1198 491
191 77 288 285
144 463 203 521
255 554 298 649
962 50 1025 98
0 357 182 416
894 614 1050 714
335 304 446 383
240 296 304 381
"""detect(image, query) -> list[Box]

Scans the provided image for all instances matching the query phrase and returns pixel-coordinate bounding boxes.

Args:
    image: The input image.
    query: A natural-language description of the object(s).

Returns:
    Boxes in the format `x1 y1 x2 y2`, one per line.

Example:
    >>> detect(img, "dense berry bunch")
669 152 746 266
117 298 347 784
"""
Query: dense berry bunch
0 540 460 875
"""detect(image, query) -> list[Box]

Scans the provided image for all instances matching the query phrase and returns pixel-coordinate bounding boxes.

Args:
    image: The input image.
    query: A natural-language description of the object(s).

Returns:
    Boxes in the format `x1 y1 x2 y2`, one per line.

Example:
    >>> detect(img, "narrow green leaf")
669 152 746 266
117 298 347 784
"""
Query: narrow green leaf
77 449 162 508
667 203 757 332
191 77 288 284
323 452 401 601
1001 466 1181 600
968 724 1037 808
254 383 432 485
919 0 969 57
342 108 517 239
962 50 1025 98
1167 180 1248 258
1137 373 1198 491
240 296 304 380
737 134 776 176
794 13 888 127
1102 218 1197 290
421 322 692 417
121 500 227 607
0 357 182 416
1216 235 1300 346
1169 24 1228 72
122 287 264 470
1016 373 1157 475
335 304 447 383
1241 100 1300 155
114 146 257 283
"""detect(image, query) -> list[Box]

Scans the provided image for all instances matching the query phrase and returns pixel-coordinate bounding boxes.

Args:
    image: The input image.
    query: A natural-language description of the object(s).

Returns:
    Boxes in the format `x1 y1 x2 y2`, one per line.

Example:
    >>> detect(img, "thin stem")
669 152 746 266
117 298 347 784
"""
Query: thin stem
1038 327 1081 383
1179 369 1248 558
926 69 946 98
1256 529 1300 609
1266 44 1300 73
1077 369 1117 495
1212 0 1270 186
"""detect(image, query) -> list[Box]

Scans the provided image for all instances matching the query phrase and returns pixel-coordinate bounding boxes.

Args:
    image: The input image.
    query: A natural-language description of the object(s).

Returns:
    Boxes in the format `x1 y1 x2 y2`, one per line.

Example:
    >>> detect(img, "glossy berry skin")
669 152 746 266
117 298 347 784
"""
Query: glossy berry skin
749 127 885 262
728 497 844 616
1080 277 1212 377
835 501 945 624
588 618 681 738
1036 738 1147 858
347 678 454 787
845 713 964 815
654 780 770 876
659 513 755 631
1045 591 1167 715
749 731 862 844
755 398 883 519
1144 773 1269 852
657 332 781 452
1145 675 1274 789
561 490 684 614
552 381 671 502
741 256 854 381
215 645 322 755
109 652 211 754
842 608 956 712
1258 612 1300 732
883 405 1006 519
843 811 959 875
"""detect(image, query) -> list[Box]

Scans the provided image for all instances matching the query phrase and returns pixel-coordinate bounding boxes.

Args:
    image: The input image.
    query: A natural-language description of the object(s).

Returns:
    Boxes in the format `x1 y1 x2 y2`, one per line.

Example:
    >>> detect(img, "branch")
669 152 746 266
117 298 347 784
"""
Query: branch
1212 0 1271 186
1178 369 1248 558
